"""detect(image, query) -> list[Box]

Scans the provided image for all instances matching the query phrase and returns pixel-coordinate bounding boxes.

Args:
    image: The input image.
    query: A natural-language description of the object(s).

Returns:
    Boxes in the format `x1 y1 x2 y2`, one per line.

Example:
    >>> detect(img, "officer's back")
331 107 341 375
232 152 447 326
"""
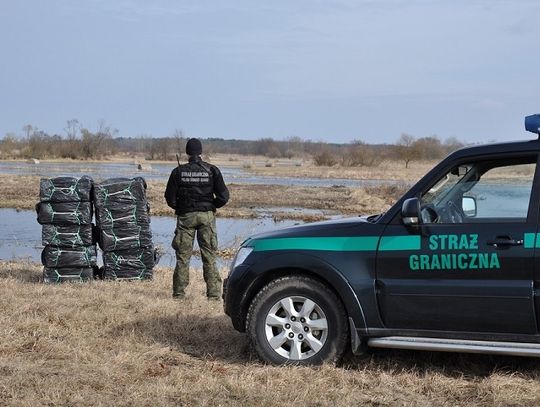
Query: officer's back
165 153 228 214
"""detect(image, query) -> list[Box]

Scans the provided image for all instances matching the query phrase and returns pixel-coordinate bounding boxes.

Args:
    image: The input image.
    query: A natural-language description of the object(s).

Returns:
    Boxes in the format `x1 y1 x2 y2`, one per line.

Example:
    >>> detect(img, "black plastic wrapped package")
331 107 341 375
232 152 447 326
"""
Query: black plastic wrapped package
94 177 147 208
95 202 150 228
41 245 97 268
103 247 155 280
40 176 93 202
37 201 93 225
43 267 94 283
98 224 153 252
42 224 95 247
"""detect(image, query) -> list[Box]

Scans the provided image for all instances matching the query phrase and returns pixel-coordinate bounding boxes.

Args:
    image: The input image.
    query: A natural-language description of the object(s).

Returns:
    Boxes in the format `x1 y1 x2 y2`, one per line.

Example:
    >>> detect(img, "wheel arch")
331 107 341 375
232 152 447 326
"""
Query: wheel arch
237 254 368 335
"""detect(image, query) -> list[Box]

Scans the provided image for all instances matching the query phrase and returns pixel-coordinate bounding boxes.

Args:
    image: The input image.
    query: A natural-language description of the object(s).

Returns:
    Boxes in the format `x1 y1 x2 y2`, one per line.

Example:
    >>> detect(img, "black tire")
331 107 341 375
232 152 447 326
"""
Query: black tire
246 276 349 365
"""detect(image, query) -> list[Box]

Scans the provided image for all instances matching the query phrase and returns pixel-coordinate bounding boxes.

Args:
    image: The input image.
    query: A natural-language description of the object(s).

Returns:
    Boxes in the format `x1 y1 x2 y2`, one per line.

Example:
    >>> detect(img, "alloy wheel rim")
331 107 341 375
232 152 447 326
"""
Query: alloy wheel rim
264 296 328 360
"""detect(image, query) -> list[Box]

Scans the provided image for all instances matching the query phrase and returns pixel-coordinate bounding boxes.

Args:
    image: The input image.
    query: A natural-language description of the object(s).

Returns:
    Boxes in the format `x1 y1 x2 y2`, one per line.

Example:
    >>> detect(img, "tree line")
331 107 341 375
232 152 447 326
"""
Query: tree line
0 120 464 167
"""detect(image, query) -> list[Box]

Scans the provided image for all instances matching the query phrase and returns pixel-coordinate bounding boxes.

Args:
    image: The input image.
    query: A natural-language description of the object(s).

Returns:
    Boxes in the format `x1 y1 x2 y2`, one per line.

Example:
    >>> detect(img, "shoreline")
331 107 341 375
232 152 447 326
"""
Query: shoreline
0 174 408 221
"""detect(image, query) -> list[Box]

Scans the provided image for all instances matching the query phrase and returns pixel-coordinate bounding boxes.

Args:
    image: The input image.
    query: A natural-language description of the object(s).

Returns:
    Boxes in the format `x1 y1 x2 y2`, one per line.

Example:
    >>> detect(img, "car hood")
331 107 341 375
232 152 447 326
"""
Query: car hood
243 215 383 245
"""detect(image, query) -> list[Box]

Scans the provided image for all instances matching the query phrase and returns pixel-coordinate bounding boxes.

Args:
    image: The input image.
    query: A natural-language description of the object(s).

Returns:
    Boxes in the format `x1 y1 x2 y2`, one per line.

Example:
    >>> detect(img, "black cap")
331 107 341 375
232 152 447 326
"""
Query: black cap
186 138 202 156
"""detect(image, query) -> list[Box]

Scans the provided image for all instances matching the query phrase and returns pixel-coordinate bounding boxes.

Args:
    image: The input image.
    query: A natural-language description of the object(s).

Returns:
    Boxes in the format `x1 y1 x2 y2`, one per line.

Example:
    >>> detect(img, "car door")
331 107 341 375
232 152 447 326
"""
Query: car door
376 154 539 335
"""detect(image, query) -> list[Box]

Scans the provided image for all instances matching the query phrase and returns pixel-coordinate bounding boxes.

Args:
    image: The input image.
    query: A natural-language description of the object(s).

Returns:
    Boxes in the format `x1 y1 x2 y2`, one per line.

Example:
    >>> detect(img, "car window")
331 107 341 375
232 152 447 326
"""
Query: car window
466 164 535 219
420 158 536 224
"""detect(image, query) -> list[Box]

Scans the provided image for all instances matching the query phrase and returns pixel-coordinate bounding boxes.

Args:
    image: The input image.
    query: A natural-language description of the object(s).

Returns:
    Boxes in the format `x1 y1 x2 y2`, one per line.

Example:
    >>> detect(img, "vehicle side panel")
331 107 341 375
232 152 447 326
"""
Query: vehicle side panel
225 249 381 333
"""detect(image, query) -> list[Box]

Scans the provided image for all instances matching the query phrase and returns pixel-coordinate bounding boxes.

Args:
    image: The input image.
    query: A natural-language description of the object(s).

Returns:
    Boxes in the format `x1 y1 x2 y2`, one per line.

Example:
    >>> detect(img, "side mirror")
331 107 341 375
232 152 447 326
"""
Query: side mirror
451 165 469 176
402 197 421 226
462 196 477 217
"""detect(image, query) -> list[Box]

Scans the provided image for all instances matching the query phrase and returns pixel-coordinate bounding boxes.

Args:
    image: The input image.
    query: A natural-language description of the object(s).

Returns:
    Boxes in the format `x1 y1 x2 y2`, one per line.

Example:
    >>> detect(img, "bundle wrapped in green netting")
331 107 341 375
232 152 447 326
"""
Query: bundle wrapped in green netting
102 247 155 280
36 201 93 225
98 224 153 252
95 201 150 228
93 177 147 208
43 267 95 283
40 176 93 202
41 245 97 268
94 177 157 280
42 224 95 247
37 176 100 283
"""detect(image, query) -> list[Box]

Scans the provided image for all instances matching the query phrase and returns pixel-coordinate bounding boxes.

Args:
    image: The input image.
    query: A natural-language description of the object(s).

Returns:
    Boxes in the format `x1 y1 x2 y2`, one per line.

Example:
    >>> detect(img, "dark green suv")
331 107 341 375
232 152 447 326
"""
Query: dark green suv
224 115 540 365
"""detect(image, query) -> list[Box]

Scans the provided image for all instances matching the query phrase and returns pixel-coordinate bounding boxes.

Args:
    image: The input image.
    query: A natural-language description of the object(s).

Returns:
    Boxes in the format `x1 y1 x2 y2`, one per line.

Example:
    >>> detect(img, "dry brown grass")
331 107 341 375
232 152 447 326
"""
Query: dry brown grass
248 159 436 182
0 175 38 211
2 260 540 406
0 175 407 220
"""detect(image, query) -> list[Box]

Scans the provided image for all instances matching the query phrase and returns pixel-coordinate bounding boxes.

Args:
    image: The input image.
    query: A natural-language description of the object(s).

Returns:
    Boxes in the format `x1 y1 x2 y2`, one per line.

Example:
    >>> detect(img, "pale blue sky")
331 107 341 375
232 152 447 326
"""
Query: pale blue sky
1 0 539 143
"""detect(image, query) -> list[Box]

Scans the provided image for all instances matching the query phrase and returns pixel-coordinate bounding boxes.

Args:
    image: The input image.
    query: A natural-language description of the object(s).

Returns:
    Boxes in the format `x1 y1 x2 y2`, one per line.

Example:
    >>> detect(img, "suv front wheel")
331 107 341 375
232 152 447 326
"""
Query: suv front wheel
246 276 348 365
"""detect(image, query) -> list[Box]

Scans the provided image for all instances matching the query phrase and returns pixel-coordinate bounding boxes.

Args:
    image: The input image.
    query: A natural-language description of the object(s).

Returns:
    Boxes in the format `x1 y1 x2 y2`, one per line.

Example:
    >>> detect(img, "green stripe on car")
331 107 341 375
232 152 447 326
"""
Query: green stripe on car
252 236 380 252
251 235 422 252
379 235 421 251
524 233 536 249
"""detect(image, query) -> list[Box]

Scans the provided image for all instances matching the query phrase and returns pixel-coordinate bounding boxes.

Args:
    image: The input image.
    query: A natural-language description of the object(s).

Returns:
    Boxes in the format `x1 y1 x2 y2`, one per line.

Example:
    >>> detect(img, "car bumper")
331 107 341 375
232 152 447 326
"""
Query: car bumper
222 264 252 332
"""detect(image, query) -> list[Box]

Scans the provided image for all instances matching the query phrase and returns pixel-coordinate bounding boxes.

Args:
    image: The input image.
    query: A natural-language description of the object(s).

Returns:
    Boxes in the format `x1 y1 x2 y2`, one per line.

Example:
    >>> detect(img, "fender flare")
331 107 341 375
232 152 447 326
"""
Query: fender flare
238 252 368 333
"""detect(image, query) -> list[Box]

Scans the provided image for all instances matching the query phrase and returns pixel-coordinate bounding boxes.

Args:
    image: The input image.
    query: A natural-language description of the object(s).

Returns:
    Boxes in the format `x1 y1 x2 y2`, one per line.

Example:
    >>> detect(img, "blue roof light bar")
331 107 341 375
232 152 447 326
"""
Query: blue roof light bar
525 114 540 136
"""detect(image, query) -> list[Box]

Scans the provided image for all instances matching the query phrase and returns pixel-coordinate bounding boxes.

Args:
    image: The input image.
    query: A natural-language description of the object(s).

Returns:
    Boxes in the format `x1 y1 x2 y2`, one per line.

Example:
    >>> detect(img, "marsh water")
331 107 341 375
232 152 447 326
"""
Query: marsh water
0 160 370 267
0 208 306 268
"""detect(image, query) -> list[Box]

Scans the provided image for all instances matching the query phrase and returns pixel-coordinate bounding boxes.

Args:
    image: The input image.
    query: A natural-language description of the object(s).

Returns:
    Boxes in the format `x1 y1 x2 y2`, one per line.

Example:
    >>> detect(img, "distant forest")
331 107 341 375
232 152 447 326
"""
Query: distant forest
0 120 464 167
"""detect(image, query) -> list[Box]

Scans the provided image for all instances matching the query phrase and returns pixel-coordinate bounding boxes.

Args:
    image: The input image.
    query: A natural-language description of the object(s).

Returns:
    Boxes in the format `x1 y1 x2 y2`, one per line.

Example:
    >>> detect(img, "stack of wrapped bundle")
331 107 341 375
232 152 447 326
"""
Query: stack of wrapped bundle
37 176 97 282
94 177 155 280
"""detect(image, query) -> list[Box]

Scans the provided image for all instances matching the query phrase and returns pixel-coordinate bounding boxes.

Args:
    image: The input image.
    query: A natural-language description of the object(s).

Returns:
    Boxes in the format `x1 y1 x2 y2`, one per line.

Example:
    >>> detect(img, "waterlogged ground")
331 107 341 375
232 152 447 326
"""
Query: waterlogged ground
0 160 393 187
0 160 398 265
0 174 399 221
0 208 304 267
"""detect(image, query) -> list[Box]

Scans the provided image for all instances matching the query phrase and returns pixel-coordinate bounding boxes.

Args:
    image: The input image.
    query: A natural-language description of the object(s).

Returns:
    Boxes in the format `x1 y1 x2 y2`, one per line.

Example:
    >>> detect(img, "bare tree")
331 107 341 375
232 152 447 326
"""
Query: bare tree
22 124 34 139
342 139 378 167
255 138 280 157
285 136 304 157
149 138 170 160
172 129 185 160
397 133 418 168
133 134 149 155
64 119 81 140
59 119 82 158
26 129 48 158
80 120 117 159
0 133 18 158
413 136 443 159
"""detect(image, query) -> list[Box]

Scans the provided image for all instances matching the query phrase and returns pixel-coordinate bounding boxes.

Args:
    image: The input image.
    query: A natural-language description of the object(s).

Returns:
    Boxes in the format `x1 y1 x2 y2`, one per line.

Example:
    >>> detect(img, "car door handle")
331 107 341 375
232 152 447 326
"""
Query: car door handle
487 237 524 248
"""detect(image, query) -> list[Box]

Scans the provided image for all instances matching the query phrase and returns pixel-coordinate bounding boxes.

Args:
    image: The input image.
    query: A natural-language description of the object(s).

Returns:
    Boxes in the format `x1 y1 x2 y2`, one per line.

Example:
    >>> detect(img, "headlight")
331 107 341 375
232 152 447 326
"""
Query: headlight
231 247 253 270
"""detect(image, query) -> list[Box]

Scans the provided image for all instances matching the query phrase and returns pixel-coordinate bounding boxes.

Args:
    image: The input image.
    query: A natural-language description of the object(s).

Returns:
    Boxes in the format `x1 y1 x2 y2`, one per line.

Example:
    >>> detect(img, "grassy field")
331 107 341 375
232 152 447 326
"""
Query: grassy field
0 174 408 221
247 158 435 182
1 260 540 406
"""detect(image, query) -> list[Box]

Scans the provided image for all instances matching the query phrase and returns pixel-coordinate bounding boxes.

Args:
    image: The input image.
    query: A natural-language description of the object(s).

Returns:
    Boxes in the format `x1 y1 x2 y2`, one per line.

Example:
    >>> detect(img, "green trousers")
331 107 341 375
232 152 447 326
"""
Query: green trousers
172 211 221 298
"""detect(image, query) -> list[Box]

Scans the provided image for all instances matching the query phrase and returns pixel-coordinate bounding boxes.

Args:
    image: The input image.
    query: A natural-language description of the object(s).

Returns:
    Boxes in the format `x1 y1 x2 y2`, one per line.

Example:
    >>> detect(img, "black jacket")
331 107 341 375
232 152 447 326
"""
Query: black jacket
164 156 229 214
